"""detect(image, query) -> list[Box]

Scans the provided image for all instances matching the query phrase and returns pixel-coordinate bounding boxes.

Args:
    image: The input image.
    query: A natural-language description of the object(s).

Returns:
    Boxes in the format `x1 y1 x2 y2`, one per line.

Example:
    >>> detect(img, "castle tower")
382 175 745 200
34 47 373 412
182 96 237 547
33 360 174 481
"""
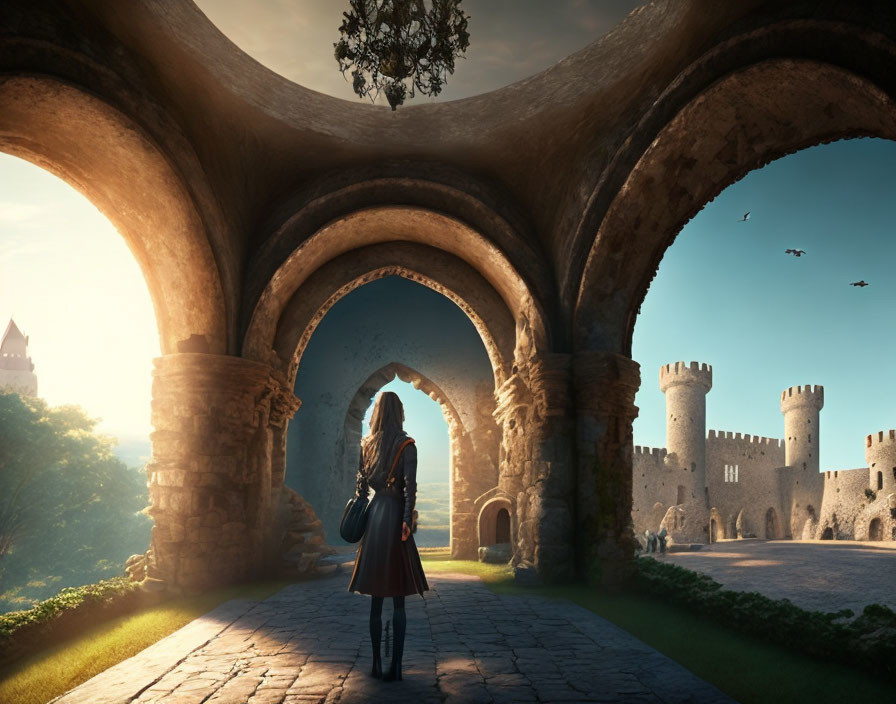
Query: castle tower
781 385 823 473
780 385 824 538
0 318 38 397
865 430 896 497
660 361 712 512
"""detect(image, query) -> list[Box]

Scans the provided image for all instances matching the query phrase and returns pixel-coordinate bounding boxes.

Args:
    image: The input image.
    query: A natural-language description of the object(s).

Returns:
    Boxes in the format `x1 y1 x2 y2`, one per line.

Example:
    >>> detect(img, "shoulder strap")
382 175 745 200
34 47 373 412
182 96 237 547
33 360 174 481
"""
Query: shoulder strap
386 438 415 487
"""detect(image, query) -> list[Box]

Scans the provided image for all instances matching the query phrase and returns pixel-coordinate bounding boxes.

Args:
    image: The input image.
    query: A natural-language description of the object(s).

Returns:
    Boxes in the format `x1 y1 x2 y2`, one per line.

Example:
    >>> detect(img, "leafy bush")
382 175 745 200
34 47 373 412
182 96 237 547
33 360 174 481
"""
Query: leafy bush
635 557 896 681
0 576 153 666
0 392 152 611
864 487 877 502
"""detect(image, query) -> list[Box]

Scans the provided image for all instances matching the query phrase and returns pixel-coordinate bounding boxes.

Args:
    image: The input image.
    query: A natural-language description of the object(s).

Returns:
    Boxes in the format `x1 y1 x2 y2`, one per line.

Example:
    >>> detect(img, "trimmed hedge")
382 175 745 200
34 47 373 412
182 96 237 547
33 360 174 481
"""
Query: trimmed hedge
0 577 155 667
636 557 896 681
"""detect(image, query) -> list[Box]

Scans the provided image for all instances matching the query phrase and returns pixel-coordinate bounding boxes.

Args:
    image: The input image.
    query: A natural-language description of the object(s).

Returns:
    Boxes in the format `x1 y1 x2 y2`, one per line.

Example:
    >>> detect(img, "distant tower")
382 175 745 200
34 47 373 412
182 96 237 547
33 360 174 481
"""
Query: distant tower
660 361 713 506
865 430 896 497
780 385 824 537
0 318 38 397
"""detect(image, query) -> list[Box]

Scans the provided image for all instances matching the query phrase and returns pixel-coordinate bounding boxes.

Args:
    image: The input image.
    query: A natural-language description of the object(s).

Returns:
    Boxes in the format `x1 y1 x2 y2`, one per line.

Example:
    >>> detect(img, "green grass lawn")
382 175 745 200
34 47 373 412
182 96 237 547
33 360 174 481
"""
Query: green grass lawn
418 550 894 704
0 580 288 704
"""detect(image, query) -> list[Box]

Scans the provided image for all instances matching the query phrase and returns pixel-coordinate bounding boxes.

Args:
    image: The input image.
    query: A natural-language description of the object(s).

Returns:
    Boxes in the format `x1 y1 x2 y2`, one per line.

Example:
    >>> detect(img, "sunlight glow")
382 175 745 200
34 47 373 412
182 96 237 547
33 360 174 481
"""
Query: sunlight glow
0 154 160 441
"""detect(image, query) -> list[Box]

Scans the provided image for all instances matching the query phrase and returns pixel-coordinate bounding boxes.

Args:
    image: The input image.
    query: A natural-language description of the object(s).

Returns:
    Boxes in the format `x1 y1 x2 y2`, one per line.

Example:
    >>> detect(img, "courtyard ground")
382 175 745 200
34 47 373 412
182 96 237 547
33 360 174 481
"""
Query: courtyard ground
664 539 896 614
48 567 733 704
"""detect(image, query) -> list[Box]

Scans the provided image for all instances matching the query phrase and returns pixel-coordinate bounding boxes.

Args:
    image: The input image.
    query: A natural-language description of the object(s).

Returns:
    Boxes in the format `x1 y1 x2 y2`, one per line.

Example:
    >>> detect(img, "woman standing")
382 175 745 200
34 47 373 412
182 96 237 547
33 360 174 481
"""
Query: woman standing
348 391 429 681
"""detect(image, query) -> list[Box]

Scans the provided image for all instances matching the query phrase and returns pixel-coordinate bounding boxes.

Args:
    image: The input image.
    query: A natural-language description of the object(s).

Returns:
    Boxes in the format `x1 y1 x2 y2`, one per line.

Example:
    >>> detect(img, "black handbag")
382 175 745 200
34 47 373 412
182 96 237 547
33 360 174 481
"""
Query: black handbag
339 439 414 543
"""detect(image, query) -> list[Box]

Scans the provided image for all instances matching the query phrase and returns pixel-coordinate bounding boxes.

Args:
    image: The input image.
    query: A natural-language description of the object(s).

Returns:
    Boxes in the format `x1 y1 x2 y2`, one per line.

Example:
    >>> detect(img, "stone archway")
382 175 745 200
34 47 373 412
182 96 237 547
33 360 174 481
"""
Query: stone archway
243 203 576 582
477 495 515 548
573 36 896 583
868 518 883 541
710 508 725 542
334 362 490 560
0 77 228 355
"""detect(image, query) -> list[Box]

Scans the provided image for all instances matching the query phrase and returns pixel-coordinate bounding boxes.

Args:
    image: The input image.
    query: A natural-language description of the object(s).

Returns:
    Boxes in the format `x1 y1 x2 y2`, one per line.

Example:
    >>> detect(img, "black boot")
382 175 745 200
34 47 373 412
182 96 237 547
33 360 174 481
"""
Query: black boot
383 597 406 681
369 596 383 679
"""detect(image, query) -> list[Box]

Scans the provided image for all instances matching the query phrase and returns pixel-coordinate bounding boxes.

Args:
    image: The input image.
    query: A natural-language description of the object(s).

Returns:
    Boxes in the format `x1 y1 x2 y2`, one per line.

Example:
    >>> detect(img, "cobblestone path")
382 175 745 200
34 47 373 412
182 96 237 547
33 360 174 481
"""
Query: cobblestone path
53 570 733 704
664 539 896 615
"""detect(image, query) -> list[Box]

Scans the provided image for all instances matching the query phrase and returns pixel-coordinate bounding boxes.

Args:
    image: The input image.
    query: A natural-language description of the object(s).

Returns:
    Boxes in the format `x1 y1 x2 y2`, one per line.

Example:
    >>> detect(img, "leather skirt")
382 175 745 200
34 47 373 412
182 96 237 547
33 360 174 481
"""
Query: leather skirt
348 488 429 597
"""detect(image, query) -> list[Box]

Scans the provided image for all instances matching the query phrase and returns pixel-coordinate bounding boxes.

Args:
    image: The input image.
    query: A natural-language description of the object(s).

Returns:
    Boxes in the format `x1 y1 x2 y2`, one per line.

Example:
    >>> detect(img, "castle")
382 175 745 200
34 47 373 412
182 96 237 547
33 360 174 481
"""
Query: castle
0 318 37 397
633 361 896 545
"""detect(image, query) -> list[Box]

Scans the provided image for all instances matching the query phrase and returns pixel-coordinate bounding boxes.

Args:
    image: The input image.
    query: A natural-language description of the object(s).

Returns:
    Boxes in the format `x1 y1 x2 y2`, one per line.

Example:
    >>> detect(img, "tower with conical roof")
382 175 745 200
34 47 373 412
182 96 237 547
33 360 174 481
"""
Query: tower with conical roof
0 318 38 396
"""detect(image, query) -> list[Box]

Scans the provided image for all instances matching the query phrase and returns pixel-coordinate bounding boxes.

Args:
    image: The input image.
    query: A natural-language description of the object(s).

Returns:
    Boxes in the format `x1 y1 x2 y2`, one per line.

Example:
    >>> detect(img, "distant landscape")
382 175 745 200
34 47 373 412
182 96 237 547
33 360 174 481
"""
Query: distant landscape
414 482 450 547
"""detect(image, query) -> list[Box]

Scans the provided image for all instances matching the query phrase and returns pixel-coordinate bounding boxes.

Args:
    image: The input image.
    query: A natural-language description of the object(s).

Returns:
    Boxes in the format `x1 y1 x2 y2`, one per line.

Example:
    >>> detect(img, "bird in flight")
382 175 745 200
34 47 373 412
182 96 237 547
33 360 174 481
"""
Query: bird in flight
850 280 869 287
785 248 806 257
736 211 750 222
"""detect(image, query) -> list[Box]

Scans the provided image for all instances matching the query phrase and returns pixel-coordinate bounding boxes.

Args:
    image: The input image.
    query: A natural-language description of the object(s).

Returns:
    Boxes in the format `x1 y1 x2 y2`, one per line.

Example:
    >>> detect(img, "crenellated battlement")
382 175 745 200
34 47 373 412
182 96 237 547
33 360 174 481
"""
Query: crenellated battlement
634 445 668 459
780 384 824 413
659 361 712 393
864 430 896 475
866 429 896 449
707 429 784 448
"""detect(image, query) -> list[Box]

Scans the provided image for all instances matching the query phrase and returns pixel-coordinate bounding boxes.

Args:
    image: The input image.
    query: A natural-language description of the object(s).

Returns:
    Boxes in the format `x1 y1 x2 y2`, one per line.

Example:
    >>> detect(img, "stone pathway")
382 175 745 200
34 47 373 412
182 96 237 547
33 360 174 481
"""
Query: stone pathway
664 539 896 615
53 569 733 704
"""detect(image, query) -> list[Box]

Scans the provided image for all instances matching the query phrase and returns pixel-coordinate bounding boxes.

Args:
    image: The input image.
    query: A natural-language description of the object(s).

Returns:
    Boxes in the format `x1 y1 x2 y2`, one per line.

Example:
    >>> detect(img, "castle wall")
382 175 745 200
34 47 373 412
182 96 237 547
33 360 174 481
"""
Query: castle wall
818 468 873 539
632 446 671 537
706 431 787 538
633 364 894 545
0 369 37 396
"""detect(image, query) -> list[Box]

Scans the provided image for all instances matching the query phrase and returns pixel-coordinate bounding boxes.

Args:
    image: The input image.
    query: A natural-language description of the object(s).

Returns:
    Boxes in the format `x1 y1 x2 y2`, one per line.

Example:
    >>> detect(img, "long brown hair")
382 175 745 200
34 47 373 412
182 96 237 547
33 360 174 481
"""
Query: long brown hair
367 390 405 436
361 391 405 473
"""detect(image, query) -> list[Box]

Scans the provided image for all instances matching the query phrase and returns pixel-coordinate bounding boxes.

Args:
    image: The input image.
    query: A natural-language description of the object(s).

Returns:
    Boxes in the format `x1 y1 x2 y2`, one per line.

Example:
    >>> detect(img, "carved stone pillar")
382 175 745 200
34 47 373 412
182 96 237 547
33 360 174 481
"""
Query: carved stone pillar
494 353 575 583
573 350 641 587
145 353 300 590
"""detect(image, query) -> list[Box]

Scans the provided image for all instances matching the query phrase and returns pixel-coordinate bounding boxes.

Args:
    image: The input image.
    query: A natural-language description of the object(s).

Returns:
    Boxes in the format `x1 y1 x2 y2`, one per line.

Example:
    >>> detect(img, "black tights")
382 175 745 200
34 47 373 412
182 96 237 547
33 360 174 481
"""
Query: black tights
370 596 406 680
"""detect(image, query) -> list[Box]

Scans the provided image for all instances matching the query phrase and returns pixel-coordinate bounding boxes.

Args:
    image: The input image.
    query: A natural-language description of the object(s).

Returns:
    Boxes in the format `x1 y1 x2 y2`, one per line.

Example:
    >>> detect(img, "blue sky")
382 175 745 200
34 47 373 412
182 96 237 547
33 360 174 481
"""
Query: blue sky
632 138 896 471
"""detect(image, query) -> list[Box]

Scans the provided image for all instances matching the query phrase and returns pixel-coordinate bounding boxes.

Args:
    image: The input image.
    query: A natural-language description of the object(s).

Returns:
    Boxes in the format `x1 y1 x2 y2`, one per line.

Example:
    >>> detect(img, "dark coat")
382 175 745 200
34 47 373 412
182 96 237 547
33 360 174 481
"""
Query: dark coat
348 433 429 597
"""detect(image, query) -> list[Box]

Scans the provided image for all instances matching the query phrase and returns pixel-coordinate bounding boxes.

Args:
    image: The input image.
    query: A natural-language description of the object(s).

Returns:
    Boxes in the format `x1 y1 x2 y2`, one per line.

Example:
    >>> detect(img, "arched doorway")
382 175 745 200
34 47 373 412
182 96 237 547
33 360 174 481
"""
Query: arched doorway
244 197 576 581
283 277 496 559
868 518 883 541
765 508 780 540
821 526 834 540
496 509 511 544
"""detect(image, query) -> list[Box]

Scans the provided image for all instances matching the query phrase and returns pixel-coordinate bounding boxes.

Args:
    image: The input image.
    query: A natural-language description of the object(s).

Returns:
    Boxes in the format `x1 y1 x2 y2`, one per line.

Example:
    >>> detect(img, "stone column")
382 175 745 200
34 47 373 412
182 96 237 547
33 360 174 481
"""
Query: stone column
494 353 575 584
573 350 641 587
144 353 300 591
449 421 479 559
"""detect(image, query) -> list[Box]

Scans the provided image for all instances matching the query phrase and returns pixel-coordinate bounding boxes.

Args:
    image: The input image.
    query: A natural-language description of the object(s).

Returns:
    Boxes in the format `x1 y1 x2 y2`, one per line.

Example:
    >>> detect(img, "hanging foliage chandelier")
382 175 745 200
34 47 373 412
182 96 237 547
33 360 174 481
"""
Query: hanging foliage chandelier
334 0 471 110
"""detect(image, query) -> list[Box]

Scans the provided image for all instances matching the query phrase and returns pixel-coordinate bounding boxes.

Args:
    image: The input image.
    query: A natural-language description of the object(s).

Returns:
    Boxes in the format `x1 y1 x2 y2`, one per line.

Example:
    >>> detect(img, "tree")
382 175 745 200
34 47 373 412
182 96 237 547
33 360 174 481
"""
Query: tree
0 393 151 609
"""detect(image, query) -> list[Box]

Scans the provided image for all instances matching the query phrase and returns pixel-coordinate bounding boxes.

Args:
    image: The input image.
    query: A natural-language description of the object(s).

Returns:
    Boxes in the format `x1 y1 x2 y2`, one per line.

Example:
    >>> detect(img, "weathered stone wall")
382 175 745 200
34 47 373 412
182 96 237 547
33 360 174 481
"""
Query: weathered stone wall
816 431 896 541
495 351 576 583
145 353 300 590
706 432 788 539
818 468 875 539
631 447 669 538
